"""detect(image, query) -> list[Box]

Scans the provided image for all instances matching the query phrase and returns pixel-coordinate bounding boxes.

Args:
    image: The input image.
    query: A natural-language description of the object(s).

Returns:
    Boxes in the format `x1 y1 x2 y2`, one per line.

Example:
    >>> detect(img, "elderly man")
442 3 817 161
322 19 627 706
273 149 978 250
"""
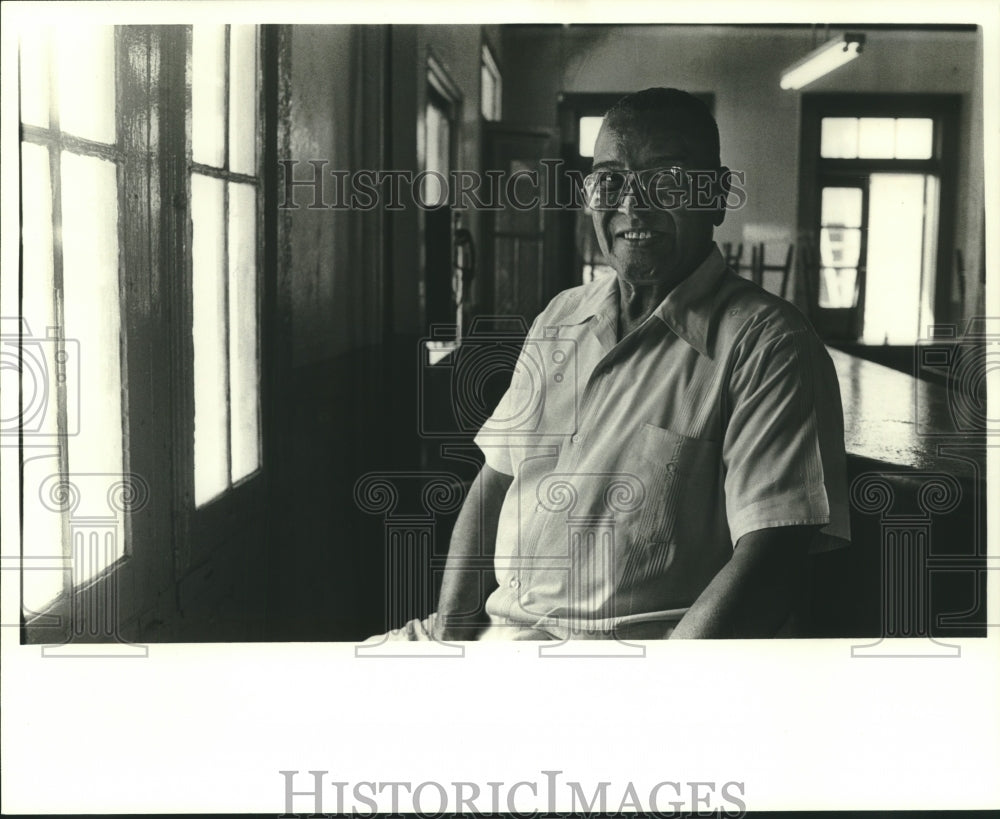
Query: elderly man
374 87 849 642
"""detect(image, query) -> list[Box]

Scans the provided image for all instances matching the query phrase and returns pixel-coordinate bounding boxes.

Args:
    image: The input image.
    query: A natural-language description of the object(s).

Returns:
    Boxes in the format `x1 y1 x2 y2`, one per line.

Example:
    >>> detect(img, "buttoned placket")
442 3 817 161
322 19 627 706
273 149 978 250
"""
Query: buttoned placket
564 310 660 458
509 300 666 616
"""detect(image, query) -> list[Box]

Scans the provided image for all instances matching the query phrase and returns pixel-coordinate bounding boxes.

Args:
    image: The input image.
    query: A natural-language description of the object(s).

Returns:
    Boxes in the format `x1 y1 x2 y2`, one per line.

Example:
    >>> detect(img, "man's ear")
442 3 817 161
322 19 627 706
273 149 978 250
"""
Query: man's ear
712 165 732 227
714 166 748 228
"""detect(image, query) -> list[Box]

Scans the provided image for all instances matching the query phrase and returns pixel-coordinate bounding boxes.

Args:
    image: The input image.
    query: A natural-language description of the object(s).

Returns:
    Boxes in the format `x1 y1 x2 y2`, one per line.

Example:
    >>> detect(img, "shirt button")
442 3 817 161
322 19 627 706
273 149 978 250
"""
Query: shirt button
535 503 544 512
509 578 520 589
571 434 581 443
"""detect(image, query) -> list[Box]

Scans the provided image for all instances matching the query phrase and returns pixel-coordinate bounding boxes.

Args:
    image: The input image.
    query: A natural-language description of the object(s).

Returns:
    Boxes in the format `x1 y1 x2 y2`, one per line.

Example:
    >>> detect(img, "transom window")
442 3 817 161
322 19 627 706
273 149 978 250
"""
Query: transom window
820 116 934 160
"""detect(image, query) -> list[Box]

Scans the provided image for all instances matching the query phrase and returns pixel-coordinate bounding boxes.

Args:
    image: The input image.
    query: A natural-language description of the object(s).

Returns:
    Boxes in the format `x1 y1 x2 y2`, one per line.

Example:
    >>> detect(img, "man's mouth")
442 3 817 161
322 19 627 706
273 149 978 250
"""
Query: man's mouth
616 228 663 243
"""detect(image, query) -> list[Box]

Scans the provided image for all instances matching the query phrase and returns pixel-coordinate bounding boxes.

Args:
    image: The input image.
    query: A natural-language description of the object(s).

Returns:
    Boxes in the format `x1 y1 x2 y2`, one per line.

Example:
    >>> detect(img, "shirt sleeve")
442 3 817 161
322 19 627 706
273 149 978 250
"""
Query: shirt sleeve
473 392 516 476
722 328 851 552
472 318 543 477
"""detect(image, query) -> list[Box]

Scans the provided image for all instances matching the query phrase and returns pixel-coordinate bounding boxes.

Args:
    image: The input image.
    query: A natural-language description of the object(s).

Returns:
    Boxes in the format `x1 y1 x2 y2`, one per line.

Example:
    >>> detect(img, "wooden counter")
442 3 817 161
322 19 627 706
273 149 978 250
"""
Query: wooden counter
826 346 986 475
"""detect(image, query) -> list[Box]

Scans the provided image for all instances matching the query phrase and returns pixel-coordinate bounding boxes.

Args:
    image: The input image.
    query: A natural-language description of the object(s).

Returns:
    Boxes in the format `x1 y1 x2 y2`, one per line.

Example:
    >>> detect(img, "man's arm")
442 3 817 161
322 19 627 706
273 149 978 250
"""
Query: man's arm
433 463 513 640
669 525 817 639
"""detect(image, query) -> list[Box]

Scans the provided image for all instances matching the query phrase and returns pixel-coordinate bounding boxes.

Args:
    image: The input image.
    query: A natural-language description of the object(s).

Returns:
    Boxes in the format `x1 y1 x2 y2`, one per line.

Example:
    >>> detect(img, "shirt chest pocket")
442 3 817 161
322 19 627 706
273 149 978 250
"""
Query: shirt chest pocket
624 422 721 545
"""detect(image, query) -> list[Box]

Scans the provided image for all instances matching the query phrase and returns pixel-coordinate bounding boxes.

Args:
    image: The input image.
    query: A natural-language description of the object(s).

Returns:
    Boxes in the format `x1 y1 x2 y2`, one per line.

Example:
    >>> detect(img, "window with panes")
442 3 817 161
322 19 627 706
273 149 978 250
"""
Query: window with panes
14 24 264 631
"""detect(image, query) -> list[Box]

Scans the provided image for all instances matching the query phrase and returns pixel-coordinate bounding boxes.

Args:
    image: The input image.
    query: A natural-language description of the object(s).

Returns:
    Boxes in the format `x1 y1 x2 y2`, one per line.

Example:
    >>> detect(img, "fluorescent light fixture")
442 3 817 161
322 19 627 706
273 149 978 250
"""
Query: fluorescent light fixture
780 32 866 90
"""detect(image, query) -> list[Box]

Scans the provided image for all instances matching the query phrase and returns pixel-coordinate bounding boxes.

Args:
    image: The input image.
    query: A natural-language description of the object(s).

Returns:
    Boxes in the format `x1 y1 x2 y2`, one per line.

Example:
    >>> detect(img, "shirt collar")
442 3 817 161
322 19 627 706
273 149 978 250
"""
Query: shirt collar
651 243 728 358
555 243 728 357
557 270 620 326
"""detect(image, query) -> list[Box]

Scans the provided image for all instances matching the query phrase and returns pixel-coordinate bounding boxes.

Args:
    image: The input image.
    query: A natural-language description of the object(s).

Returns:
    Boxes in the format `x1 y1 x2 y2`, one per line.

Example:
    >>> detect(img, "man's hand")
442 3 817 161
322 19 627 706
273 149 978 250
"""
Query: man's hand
669 525 817 638
433 464 512 641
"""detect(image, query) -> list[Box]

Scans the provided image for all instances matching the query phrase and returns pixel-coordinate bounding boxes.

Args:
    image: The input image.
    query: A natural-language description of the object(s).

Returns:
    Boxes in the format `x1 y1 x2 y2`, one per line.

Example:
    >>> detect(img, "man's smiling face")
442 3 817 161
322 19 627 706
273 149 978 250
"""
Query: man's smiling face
590 110 725 292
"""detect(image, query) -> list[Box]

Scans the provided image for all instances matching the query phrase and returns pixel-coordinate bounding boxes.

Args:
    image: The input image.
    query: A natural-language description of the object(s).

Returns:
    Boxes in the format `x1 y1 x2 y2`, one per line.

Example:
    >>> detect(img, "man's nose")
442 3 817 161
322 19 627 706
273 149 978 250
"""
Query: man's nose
616 182 646 213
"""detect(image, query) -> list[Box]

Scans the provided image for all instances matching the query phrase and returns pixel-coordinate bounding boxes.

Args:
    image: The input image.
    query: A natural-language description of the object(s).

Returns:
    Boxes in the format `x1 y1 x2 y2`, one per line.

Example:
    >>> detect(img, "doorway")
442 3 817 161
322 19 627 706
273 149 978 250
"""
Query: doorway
423 56 460 338
798 94 960 342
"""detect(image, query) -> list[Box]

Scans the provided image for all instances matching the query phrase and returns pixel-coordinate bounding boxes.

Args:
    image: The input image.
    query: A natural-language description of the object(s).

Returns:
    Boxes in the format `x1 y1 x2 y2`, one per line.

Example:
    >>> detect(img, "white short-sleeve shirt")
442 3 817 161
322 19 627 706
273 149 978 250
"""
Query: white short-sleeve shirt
473 243 850 639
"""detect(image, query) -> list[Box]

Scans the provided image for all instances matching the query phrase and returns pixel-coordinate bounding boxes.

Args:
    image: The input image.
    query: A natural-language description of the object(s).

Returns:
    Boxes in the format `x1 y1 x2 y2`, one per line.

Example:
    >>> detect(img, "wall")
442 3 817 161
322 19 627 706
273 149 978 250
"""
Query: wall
281 26 385 367
502 25 983 324
268 24 501 640
269 25 391 639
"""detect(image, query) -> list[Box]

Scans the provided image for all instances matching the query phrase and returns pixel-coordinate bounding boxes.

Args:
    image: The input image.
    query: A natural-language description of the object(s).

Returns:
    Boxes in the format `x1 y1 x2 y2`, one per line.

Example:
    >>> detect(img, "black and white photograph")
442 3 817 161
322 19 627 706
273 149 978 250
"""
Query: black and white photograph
2 0 998 814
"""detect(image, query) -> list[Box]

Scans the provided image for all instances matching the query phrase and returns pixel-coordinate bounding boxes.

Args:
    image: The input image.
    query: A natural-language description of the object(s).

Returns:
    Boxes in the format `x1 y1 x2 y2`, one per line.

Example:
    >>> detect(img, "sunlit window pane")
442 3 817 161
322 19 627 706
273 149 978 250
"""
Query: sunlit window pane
820 117 857 159
19 453 67 613
61 152 124 583
191 173 229 505
55 26 116 144
228 182 259 482
421 101 450 207
820 227 861 269
192 25 226 168
862 174 927 343
820 187 863 228
920 175 940 328
857 117 896 159
20 143 56 376
228 25 257 175
19 28 51 129
481 46 501 121
818 267 858 308
895 118 933 160
19 143 64 612
578 116 604 158
481 64 496 120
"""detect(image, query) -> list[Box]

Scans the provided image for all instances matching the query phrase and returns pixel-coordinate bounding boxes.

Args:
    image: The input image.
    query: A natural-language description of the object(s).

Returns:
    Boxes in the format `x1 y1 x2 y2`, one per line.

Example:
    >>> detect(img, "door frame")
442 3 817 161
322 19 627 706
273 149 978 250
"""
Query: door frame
420 50 463 336
797 93 961 341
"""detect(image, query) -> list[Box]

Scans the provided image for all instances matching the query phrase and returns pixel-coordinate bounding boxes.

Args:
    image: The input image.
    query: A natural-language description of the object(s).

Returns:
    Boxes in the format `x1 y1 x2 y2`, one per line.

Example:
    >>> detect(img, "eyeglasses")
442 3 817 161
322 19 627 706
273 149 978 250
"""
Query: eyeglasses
582 166 690 211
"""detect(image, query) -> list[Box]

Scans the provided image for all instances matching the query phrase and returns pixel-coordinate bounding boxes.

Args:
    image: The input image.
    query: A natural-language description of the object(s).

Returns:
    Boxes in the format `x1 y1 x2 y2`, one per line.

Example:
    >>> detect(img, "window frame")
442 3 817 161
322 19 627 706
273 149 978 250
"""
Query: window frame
16 26 170 643
420 50 462 337
816 178 870 324
172 24 268 574
16 24 272 642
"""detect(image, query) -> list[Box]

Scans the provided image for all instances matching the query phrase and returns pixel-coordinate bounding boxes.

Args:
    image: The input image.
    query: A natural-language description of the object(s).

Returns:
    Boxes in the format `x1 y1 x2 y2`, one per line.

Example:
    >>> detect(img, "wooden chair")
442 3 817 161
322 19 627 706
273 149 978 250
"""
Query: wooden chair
750 242 795 300
722 241 744 275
